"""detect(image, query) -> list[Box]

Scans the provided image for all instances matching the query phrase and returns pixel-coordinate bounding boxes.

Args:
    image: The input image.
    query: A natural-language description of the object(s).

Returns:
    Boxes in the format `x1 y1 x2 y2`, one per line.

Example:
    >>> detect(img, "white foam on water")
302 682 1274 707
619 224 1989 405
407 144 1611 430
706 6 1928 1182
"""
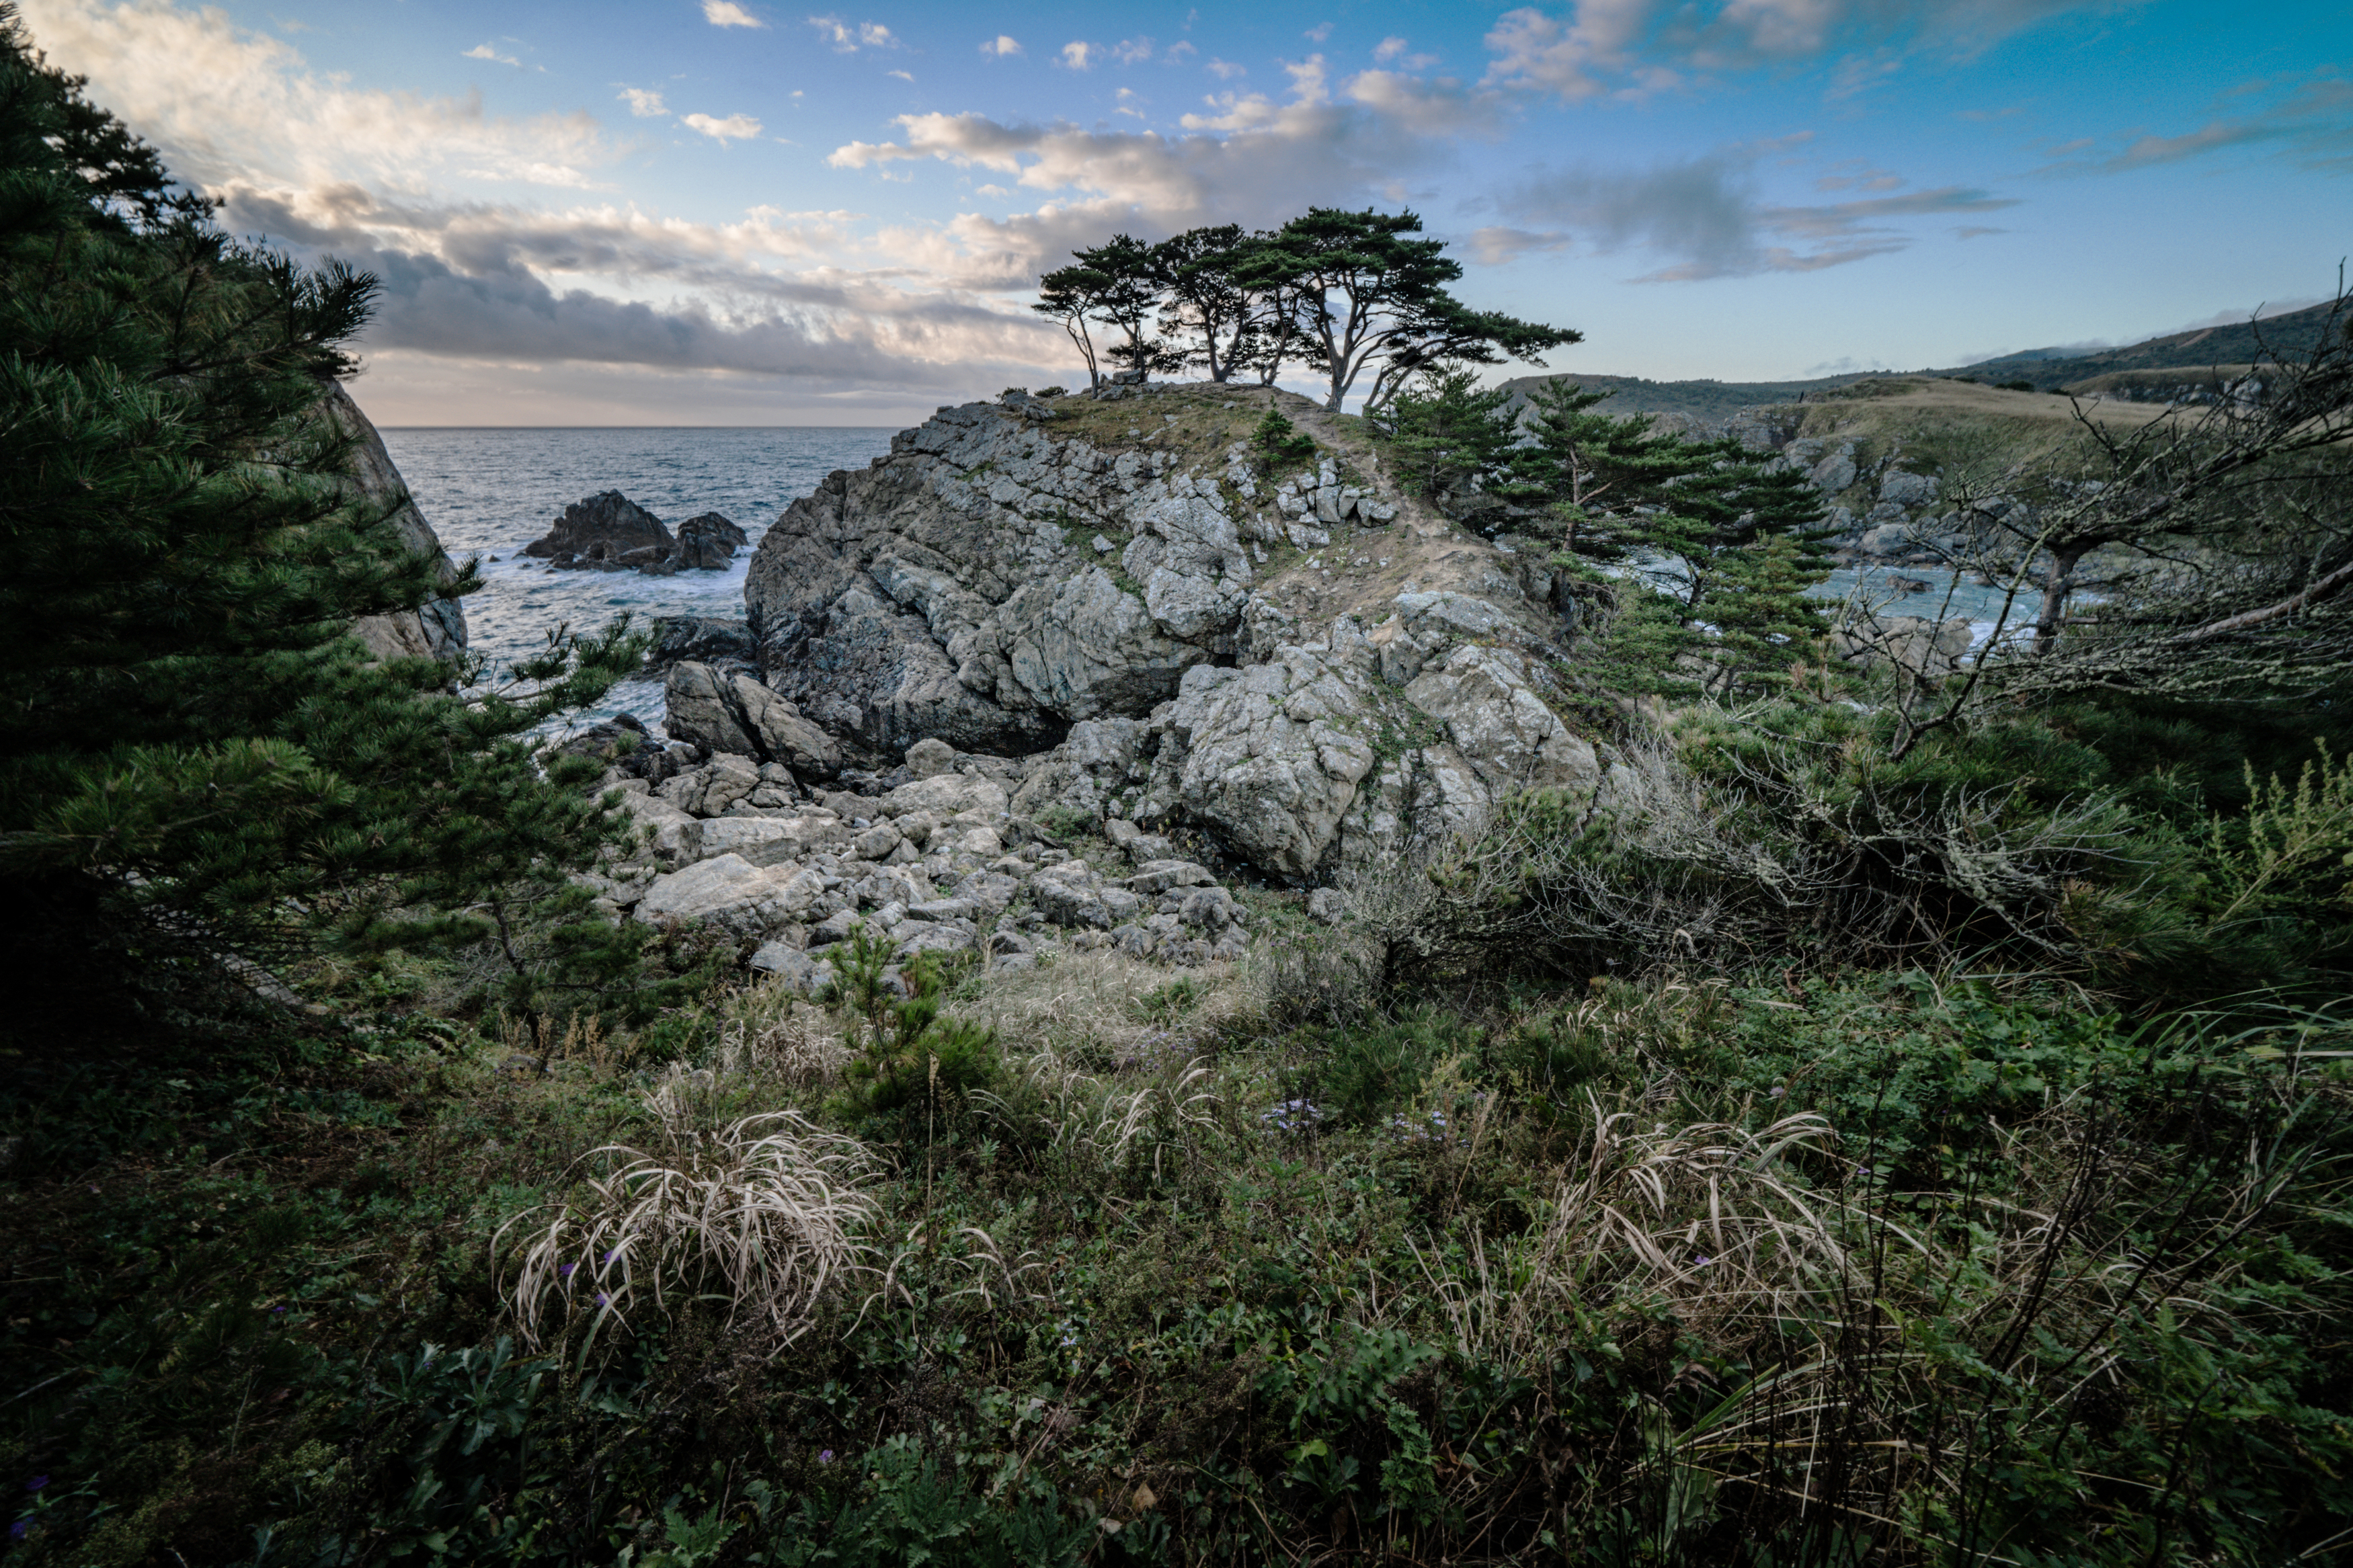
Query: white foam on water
380 427 895 730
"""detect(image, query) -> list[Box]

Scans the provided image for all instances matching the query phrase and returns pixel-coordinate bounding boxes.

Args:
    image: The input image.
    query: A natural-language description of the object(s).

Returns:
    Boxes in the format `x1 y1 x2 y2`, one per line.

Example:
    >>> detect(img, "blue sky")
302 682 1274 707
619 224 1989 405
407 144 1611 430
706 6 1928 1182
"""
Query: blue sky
20 0 2350 424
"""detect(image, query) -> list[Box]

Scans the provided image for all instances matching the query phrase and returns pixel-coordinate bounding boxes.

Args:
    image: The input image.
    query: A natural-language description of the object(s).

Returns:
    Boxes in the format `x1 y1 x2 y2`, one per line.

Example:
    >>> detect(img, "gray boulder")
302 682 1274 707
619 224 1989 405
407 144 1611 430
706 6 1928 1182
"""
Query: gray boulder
750 943 834 994
664 662 841 780
1402 647 1601 801
1834 615 1976 679
1138 652 1378 881
633 854 826 937
742 400 1266 762
648 616 759 675
1880 470 1939 508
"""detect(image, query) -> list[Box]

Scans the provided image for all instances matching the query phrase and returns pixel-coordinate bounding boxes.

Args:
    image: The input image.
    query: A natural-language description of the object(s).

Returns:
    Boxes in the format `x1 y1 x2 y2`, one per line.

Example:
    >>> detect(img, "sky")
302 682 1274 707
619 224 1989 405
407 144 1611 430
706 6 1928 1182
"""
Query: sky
17 0 2351 425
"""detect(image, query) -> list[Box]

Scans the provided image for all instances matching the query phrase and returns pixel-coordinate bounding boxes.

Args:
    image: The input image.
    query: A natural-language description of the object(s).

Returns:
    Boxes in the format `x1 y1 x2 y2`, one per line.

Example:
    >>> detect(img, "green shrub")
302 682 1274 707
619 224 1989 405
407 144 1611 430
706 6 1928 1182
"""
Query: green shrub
1251 405 1316 468
766 1437 1090 1567
832 927 998 1120
1311 1006 1484 1125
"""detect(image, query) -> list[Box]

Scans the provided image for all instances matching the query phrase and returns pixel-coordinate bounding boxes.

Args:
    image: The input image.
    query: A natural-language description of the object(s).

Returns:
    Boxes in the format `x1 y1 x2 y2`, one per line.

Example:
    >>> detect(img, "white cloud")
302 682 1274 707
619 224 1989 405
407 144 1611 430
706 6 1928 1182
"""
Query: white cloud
1342 70 1505 137
807 14 896 50
1115 37 1154 65
616 87 670 118
22 0 614 190
1304 22 1334 42
683 112 764 143
215 183 1062 397
1164 41 1197 63
887 69 914 82
1059 40 1097 70
12 0 1090 413
828 62 1455 280
463 42 520 67
1481 0 2126 103
1205 57 1245 80
1373 36 1439 69
703 1 766 27
1469 225 1572 264
980 34 1023 57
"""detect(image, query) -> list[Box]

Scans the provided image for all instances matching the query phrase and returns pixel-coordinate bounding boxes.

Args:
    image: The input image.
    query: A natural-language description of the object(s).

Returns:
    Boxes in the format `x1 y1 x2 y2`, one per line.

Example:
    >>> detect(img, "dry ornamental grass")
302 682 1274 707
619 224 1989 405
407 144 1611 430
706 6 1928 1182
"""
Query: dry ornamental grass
498 1109 879 1351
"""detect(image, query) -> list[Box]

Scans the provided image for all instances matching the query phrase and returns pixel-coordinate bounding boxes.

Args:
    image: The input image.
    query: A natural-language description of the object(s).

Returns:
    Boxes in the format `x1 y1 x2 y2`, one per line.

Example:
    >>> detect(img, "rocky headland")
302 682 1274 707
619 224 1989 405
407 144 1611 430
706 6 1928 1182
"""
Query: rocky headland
570 382 1667 990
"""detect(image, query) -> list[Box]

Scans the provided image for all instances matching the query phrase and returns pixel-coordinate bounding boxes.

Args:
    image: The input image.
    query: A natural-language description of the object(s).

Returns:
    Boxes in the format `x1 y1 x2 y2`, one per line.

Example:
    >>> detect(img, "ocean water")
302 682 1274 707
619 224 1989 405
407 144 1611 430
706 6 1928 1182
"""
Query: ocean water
379 427 896 727
1812 563 2046 649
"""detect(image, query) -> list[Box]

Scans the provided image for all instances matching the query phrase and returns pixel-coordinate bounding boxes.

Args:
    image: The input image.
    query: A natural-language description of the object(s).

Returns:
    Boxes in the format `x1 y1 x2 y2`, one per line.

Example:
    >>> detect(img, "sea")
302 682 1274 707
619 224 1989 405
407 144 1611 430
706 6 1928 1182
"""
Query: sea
379 426 897 729
380 425 2044 737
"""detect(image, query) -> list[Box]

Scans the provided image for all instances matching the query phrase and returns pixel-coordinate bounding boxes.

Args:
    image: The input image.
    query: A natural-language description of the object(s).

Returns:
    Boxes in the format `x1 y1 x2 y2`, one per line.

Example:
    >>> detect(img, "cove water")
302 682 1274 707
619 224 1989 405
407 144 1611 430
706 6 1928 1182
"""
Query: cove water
380 427 895 727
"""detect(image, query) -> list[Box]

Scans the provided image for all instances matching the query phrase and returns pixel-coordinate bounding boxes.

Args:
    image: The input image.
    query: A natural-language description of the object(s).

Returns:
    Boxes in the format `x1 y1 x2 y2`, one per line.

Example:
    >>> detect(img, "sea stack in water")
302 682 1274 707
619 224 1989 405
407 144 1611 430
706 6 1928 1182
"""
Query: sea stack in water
522 493 744 575
676 511 750 569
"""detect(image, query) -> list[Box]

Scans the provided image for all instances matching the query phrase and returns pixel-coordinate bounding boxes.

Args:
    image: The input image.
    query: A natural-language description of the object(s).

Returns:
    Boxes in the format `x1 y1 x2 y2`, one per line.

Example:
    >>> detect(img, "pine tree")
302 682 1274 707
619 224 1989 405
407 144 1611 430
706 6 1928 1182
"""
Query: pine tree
0 13 649 1043
1499 378 1708 557
1383 365 1519 520
1690 530 1837 698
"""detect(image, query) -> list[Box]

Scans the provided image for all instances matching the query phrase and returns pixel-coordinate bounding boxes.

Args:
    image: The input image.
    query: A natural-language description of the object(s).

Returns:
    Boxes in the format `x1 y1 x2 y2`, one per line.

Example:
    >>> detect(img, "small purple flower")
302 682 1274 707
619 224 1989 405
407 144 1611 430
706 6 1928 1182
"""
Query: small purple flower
818 1450 836 1464
10 1520 28 1542
1693 1255 1713 1268
26 1477 48 1493
1769 1086 1786 1100
596 1292 610 1307
602 1249 616 1264
559 1262 576 1276
272 1306 288 1315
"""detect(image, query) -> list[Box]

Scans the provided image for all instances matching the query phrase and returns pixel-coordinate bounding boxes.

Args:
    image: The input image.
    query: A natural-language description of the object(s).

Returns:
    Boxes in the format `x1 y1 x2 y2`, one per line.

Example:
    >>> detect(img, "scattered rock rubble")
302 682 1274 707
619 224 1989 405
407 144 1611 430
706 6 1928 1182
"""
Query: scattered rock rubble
585 737 1256 995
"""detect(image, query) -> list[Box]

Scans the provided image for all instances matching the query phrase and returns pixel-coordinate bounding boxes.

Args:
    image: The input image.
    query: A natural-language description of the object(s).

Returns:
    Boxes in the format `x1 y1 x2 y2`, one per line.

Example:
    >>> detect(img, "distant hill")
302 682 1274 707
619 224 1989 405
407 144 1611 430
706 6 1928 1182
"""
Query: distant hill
1501 300 2344 427
1945 300 2340 390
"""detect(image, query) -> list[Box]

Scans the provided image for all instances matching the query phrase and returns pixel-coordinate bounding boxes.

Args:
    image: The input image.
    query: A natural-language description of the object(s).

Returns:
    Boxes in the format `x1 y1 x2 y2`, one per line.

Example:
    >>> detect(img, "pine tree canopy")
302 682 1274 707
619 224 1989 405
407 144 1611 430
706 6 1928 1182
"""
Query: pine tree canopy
0 8 647 1035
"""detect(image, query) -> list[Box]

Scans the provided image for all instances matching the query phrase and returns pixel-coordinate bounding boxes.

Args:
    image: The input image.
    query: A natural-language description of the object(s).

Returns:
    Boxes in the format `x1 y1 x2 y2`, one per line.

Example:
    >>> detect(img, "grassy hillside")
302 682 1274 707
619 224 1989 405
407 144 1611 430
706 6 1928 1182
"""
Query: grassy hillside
1951 300 2340 390
1502 300 2341 431
1778 374 2172 475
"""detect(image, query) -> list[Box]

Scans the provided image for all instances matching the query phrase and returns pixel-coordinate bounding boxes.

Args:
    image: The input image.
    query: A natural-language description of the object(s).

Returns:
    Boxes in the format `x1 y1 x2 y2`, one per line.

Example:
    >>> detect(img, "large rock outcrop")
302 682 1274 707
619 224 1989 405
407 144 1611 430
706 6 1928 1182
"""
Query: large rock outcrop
744 399 1278 761
713 385 1625 889
320 381 467 663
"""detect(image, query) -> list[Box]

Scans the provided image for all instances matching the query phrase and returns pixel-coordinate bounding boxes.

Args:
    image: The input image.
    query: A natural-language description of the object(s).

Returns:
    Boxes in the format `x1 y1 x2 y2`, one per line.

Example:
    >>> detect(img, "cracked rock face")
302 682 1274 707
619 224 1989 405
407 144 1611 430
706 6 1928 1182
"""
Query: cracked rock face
1138 653 1378 880
320 381 467 663
745 400 1257 763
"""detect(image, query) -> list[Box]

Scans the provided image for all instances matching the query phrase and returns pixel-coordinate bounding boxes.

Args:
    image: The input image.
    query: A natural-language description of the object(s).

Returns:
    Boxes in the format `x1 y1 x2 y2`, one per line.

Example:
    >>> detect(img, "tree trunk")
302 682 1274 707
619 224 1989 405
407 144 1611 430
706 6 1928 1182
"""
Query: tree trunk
2034 544 2085 654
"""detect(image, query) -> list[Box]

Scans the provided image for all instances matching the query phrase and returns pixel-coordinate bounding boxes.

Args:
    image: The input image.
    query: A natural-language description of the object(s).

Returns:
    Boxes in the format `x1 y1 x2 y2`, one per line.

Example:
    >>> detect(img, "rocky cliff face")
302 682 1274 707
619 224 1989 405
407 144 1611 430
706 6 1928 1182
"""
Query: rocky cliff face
707 384 1634 897
321 381 467 663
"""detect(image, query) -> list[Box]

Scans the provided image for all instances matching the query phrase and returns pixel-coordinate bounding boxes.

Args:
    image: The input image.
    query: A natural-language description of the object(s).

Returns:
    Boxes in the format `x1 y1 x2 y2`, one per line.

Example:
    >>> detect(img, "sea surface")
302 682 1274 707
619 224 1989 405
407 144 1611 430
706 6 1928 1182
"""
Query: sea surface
379 426 896 727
